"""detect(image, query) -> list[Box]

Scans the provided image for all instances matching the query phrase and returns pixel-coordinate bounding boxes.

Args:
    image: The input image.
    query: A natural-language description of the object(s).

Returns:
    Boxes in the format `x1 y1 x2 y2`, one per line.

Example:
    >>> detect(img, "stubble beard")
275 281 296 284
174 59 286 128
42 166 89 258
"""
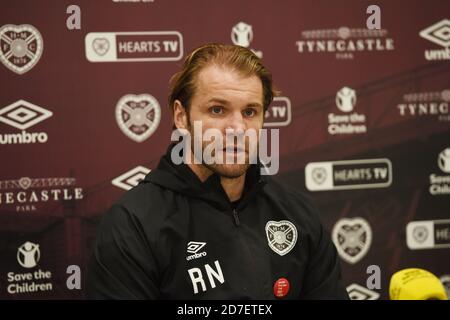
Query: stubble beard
187 119 253 179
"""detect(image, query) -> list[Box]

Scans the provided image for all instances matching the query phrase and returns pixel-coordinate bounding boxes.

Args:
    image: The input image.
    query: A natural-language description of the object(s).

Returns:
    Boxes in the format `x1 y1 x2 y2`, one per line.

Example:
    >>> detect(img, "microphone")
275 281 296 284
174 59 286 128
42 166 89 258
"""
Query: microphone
389 268 448 300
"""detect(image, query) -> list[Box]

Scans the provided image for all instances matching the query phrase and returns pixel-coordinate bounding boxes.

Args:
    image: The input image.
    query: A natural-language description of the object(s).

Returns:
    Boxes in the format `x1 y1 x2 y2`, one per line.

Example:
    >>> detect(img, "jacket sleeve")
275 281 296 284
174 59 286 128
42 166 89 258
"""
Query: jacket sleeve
86 204 161 299
298 197 349 300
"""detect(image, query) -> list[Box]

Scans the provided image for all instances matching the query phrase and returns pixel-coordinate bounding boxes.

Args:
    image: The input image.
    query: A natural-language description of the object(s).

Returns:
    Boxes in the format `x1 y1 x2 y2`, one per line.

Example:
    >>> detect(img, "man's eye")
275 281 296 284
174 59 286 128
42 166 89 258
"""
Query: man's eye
210 106 224 115
243 108 256 117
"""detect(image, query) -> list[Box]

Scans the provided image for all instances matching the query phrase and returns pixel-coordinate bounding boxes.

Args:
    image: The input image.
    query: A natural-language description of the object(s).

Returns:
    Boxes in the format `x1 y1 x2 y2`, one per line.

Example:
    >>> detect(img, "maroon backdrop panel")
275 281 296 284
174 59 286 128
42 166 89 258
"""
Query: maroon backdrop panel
0 0 449 299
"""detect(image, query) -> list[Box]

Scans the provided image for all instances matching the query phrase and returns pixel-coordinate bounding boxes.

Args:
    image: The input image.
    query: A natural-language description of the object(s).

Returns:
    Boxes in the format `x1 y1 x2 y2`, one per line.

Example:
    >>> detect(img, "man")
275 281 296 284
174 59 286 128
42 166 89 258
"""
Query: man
87 43 349 299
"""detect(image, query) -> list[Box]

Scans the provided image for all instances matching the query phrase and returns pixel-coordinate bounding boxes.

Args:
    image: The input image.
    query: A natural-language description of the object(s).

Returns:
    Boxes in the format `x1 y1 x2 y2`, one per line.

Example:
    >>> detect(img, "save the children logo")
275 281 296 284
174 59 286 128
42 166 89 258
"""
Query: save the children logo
328 87 367 135
17 242 40 268
429 148 450 195
6 241 53 295
231 22 262 58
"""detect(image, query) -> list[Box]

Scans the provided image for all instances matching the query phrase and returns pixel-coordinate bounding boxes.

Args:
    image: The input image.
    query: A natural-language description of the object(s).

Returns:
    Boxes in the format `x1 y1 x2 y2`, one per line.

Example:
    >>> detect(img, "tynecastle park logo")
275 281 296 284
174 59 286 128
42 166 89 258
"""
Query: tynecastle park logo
0 176 84 212
295 26 394 60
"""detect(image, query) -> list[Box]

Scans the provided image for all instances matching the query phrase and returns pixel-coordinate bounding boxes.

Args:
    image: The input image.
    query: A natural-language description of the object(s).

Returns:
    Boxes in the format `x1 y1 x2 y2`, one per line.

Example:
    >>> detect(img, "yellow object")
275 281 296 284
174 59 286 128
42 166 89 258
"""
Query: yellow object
389 268 448 300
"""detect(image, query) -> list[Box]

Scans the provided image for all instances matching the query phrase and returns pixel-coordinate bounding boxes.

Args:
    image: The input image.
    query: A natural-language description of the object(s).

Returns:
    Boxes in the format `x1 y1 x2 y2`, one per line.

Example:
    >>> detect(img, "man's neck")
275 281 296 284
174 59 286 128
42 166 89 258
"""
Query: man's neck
219 174 245 202
186 162 245 202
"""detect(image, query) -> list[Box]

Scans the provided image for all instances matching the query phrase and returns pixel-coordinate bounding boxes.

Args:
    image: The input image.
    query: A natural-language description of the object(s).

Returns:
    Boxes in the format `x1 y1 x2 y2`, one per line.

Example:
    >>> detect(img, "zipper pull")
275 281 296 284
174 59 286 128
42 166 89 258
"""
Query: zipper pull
232 209 240 226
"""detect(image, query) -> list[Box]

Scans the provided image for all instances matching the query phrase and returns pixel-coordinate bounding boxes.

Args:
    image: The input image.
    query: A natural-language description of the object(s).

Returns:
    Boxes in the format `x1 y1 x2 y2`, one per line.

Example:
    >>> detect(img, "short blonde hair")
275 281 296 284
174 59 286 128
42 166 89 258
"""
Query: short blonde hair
168 43 278 112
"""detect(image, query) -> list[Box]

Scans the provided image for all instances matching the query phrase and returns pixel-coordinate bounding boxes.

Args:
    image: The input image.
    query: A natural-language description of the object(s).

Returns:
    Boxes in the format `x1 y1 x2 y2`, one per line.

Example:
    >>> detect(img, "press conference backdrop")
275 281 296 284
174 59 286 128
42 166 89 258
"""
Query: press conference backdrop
0 0 449 300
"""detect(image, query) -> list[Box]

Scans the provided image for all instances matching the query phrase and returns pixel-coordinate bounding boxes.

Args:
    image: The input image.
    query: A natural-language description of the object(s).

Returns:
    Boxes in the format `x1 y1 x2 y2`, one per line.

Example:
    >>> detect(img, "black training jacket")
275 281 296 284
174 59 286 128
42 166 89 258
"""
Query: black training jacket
87 146 349 300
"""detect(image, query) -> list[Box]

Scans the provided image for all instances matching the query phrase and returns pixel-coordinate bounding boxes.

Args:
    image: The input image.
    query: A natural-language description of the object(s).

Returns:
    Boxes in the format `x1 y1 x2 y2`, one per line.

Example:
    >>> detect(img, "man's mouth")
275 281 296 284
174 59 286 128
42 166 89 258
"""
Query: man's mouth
223 146 245 153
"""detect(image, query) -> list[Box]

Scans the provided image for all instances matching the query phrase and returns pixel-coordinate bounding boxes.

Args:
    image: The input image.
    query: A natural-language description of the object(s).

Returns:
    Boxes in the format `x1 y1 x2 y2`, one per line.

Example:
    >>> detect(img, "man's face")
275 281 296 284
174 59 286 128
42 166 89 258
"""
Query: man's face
182 64 264 179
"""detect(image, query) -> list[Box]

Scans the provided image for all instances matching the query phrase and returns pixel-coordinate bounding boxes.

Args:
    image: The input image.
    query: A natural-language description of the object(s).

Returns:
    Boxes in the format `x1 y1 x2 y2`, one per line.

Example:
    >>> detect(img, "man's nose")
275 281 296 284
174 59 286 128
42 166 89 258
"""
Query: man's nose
225 111 246 132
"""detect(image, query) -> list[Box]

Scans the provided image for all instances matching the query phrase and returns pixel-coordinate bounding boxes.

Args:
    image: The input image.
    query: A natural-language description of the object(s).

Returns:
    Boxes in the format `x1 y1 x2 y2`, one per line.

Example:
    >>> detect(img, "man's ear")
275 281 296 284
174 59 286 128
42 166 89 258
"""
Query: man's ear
173 100 188 129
